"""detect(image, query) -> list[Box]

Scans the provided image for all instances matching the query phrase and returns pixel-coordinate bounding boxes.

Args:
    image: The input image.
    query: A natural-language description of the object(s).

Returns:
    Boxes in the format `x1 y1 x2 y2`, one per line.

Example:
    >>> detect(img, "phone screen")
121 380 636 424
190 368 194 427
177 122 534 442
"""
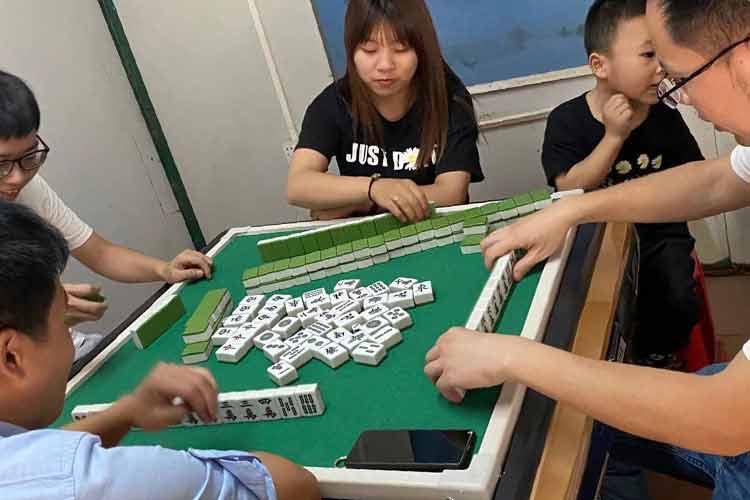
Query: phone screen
346 430 475 471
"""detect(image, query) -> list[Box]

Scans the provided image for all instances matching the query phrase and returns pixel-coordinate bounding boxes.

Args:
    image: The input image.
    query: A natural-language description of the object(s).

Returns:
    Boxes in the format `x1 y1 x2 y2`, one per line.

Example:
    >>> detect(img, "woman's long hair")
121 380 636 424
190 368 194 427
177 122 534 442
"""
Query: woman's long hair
342 0 469 170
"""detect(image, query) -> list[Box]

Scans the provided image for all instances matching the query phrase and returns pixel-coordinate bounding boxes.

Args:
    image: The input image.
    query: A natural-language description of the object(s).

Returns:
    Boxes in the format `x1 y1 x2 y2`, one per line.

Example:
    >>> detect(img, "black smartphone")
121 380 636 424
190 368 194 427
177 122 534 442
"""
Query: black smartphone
345 429 476 472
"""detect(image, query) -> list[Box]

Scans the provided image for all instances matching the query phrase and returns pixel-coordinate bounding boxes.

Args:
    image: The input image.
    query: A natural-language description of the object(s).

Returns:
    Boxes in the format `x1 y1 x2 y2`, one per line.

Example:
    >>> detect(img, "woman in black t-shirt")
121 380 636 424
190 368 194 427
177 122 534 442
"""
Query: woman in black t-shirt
287 0 484 223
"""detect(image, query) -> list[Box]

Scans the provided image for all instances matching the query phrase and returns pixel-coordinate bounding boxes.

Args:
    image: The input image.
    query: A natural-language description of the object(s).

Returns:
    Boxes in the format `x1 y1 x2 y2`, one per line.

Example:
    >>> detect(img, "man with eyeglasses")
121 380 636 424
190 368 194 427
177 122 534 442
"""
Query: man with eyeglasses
425 0 750 498
0 70 213 361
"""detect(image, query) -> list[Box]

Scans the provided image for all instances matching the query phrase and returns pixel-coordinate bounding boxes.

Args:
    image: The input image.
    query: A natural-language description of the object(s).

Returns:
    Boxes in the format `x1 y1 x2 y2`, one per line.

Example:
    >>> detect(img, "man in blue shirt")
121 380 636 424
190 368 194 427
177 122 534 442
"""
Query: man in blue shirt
0 200 320 500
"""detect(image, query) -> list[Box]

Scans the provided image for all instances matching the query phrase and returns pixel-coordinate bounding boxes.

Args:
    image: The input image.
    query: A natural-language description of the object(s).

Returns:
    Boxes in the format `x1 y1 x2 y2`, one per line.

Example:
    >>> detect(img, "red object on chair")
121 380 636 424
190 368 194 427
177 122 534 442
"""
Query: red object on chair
679 252 717 372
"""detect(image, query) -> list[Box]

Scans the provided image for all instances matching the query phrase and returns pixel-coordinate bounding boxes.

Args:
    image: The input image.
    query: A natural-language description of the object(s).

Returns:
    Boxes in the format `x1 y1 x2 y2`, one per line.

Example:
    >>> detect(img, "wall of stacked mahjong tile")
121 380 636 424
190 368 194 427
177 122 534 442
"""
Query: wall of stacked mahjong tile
205 277 435 386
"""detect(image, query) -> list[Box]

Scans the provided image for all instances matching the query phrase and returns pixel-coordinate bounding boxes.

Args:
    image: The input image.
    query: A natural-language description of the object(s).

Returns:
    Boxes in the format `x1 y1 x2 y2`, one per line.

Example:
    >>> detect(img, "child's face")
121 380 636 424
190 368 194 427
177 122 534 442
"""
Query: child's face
602 17 665 104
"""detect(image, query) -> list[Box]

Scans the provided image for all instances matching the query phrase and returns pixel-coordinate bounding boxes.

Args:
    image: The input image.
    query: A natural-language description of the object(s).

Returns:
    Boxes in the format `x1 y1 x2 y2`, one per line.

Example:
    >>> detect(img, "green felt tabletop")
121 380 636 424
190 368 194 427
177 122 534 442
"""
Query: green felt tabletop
59 227 544 469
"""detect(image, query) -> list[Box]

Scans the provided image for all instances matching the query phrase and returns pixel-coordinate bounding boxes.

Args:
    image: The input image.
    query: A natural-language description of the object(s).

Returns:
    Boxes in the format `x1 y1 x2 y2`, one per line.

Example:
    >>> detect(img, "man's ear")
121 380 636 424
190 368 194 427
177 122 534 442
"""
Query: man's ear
732 37 750 96
590 51 609 79
0 329 28 383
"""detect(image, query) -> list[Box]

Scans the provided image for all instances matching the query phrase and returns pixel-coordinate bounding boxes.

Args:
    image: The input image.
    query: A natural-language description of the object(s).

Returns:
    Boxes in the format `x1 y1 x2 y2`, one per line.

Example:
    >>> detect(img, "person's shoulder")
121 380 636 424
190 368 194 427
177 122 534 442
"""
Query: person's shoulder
549 93 589 124
444 69 477 129
0 428 90 479
15 174 54 209
310 79 348 110
647 101 688 125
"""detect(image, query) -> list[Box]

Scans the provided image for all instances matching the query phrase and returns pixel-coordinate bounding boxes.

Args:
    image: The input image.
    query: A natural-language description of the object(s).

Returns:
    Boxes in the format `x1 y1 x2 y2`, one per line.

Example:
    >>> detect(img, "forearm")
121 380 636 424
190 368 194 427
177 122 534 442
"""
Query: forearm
420 183 466 207
505 337 749 454
420 172 471 207
287 170 371 210
563 156 750 226
73 234 167 283
63 398 134 447
555 134 624 191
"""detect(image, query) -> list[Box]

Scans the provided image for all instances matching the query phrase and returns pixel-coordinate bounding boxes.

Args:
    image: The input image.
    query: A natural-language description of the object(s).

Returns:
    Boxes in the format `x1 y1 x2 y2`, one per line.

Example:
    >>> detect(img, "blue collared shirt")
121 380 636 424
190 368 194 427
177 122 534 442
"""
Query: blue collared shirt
0 422 277 500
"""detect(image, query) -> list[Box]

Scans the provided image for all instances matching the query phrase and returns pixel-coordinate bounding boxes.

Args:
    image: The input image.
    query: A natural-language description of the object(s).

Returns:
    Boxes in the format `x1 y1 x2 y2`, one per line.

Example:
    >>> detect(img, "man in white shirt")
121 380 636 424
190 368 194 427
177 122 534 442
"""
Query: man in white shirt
0 70 213 358
425 1 750 498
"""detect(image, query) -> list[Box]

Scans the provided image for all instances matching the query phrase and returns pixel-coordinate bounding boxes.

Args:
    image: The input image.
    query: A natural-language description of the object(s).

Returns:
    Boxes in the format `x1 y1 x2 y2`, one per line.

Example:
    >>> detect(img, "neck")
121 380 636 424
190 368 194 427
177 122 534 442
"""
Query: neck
373 85 415 122
588 82 650 120
0 409 34 430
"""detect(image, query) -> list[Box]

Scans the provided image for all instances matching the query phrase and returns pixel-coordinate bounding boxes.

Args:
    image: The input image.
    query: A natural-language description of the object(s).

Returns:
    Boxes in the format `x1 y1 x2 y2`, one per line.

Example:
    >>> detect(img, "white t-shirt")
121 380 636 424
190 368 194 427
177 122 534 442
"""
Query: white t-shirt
731 146 750 183
16 175 93 251
731 147 750 359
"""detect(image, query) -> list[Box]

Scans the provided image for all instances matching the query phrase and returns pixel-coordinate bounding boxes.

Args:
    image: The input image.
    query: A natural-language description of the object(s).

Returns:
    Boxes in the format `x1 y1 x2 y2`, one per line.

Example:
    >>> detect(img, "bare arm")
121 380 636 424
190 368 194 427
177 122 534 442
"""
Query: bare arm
287 148 432 223
507 340 750 455
63 364 218 447
286 148 370 211
63 398 135 448
73 233 169 283
555 134 625 191
72 233 212 284
573 155 750 224
426 330 750 456
482 155 750 279
421 171 471 207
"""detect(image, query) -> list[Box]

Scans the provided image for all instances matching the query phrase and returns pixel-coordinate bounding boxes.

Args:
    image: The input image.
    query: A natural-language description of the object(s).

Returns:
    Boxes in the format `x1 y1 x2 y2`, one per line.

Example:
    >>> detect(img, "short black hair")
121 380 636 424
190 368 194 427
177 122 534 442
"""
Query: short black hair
0 70 40 140
585 0 647 56
0 200 68 338
656 0 750 55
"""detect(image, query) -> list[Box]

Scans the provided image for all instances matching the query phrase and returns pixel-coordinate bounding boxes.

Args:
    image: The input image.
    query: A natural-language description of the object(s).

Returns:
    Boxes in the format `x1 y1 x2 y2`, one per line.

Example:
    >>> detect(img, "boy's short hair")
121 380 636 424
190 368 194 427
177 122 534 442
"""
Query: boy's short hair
0 70 40 140
656 0 750 55
0 200 69 338
585 0 647 55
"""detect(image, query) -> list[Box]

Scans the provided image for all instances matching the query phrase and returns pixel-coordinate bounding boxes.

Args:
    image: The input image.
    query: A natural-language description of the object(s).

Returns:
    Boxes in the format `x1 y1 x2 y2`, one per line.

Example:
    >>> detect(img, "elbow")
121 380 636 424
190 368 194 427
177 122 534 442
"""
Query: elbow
554 175 578 193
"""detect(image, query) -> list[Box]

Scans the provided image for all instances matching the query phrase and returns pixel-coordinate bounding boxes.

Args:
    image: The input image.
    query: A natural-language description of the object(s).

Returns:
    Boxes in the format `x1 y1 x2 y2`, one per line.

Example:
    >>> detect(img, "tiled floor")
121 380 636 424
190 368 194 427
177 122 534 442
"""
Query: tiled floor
645 275 750 500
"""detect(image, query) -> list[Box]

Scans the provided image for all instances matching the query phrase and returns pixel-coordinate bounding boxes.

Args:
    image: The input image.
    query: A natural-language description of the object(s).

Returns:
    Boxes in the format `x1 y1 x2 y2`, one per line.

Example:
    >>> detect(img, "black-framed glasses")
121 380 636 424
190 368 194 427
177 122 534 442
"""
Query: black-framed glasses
658 36 750 109
0 135 50 179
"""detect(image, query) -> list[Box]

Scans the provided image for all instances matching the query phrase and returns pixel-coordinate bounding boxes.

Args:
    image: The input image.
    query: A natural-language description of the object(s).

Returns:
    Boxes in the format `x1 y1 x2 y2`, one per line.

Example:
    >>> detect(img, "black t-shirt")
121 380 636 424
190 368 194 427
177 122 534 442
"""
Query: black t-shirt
542 93 704 243
296 75 484 186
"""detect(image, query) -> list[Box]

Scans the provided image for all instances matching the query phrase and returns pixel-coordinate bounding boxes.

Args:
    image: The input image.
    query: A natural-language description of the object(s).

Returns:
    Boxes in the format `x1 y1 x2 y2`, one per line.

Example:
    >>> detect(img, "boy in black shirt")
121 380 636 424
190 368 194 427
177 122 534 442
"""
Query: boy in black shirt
542 0 702 366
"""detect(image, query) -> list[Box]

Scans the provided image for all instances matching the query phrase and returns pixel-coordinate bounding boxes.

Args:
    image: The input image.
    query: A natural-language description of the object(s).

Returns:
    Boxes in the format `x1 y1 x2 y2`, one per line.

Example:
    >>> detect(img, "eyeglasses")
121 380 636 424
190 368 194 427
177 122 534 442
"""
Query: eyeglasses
0 135 50 179
658 36 750 109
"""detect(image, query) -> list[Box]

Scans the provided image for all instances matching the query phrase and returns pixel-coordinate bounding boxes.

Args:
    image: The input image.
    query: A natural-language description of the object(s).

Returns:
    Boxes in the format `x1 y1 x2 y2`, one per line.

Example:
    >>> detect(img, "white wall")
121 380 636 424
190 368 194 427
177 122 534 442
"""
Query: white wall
113 0 332 241
0 1 191 333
